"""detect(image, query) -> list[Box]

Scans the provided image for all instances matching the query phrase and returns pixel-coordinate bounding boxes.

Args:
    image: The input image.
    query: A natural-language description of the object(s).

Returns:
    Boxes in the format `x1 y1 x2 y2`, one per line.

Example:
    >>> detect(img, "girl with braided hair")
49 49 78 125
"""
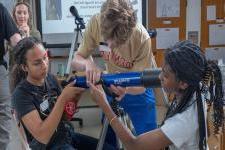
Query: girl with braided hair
11 37 114 149
89 40 224 150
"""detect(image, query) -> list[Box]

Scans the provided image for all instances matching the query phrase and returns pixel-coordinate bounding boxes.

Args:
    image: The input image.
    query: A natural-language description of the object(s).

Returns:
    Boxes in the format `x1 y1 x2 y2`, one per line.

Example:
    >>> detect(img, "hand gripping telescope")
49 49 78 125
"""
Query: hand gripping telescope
62 69 162 88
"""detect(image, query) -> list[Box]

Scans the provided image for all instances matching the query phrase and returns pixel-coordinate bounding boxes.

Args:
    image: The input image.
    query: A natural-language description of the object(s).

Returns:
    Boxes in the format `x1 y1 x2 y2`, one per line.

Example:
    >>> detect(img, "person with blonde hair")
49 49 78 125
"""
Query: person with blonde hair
72 0 157 147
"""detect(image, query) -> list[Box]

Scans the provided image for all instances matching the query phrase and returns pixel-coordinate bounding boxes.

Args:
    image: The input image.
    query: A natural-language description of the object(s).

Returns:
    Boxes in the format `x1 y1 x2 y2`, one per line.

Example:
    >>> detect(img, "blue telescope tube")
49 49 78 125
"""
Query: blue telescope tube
68 69 161 88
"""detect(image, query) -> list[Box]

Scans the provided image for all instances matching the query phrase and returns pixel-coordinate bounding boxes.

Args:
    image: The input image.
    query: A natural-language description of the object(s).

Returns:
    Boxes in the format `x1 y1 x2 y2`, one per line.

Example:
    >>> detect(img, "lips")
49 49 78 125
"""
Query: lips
18 20 26 23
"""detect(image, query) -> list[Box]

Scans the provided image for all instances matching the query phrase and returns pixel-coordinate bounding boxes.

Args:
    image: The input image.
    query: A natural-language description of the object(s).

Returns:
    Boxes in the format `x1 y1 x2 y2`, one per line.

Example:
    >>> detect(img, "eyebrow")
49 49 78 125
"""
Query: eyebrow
31 55 47 63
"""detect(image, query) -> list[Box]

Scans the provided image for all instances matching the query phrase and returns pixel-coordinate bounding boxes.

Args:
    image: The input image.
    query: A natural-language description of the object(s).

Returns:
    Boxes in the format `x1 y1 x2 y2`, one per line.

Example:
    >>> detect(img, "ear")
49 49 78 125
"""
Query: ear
21 64 28 72
178 81 189 90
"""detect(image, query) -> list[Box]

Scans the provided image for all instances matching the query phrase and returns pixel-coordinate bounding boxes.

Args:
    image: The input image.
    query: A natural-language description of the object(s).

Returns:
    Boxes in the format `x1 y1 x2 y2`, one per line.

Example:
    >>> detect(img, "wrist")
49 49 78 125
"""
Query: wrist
58 95 67 105
109 115 117 125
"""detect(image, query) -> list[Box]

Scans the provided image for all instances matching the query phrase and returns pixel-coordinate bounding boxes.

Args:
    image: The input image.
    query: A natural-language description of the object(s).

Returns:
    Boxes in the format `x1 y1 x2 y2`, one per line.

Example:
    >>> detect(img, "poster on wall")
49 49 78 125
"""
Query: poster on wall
156 28 179 49
156 0 180 18
209 24 225 46
41 0 143 34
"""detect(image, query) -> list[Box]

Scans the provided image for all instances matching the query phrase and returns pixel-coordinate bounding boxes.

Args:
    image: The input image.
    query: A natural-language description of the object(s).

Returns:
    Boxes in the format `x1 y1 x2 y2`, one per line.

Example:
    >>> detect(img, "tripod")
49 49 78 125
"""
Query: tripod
96 83 134 150
66 17 84 75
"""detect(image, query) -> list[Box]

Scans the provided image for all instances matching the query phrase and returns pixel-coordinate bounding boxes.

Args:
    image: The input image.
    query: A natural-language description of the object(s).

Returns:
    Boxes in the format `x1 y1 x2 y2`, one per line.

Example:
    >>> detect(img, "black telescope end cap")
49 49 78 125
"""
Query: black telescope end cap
141 69 161 88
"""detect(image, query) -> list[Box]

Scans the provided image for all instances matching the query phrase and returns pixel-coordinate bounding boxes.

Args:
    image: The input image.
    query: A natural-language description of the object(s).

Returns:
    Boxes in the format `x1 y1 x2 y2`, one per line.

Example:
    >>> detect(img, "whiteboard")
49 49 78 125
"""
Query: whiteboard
41 0 143 34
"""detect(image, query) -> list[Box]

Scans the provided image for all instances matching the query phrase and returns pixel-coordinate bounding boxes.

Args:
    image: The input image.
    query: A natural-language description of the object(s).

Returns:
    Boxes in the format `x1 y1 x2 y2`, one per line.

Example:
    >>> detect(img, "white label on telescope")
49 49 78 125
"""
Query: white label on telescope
114 78 130 85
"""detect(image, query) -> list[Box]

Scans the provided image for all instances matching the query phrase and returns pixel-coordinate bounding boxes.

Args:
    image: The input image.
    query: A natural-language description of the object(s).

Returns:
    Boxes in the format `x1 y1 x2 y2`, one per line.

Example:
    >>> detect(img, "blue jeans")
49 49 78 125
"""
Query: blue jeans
50 132 115 150
0 66 11 149
105 88 157 148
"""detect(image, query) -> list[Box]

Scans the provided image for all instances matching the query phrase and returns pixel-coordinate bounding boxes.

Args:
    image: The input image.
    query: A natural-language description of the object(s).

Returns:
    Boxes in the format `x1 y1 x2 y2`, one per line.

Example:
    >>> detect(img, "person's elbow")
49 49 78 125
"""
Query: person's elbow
123 137 140 150
31 125 52 145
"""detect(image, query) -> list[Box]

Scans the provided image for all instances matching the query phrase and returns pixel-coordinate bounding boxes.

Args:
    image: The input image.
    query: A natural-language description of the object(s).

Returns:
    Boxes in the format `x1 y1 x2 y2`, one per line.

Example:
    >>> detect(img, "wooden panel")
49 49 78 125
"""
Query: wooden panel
148 0 187 66
201 0 225 50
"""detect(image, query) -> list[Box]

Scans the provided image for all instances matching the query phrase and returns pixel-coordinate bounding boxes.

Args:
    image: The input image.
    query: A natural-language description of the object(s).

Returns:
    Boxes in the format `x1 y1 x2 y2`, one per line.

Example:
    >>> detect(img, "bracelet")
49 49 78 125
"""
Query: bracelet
109 116 117 125
124 87 127 94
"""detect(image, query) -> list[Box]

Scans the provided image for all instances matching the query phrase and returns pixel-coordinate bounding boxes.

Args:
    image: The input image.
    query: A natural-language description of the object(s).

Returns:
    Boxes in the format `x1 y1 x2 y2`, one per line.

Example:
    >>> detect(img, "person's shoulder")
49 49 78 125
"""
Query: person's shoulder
0 3 4 9
30 27 40 34
132 23 149 38
0 3 6 14
88 13 100 27
30 28 41 40
129 23 150 47
13 80 32 96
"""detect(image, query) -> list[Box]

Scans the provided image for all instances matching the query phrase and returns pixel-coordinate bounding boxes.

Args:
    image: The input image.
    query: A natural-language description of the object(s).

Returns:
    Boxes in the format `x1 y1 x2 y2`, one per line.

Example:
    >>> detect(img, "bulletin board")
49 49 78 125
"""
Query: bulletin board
148 0 187 66
201 0 225 50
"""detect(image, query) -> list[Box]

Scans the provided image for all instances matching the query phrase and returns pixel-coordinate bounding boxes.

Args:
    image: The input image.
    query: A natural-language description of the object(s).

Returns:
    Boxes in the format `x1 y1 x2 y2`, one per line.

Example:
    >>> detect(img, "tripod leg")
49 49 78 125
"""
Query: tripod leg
66 28 81 75
96 118 109 150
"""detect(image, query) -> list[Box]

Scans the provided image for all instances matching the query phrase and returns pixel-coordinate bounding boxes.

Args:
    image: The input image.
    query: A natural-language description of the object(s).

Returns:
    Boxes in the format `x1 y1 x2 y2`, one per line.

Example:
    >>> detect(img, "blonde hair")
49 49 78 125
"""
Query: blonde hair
100 0 137 46
12 2 32 28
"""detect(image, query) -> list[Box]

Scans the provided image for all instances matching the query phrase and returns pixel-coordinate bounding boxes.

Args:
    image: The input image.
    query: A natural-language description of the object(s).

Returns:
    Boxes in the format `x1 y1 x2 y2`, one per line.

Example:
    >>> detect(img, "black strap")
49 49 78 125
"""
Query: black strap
196 90 207 150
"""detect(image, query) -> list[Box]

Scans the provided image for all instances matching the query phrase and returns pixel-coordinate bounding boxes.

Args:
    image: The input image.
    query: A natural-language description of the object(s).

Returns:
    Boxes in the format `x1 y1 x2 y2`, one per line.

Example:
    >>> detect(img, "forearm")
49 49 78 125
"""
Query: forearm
37 96 65 144
101 102 138 150
71 52 94 71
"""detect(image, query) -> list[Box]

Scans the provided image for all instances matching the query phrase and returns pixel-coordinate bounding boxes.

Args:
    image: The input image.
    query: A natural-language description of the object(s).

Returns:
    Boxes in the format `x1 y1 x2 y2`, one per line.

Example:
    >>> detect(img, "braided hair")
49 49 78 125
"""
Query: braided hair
163 40 224 150
11 37 42 91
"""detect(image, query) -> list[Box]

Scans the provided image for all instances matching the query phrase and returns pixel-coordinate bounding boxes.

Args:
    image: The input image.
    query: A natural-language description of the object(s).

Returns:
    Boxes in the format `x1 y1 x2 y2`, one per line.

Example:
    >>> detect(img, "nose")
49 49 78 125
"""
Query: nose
19 13 25 18
41 59 48 69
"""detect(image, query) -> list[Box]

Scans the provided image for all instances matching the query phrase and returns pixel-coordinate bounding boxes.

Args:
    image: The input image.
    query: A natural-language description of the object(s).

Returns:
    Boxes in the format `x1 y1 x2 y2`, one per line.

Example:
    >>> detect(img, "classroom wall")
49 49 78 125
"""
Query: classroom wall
186 0 201 45
147 0 201 45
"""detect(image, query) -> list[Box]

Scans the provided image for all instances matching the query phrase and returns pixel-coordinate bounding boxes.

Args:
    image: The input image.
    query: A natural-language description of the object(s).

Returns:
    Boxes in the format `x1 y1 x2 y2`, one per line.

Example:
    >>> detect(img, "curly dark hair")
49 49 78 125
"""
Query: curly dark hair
11 37 42 91
12 2 33 28
163 40 224 150
100 0 137 46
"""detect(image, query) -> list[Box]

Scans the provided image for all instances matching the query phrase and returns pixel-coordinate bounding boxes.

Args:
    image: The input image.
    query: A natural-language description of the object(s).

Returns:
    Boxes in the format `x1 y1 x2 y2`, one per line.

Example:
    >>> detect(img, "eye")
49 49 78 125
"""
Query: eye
33 62 41 66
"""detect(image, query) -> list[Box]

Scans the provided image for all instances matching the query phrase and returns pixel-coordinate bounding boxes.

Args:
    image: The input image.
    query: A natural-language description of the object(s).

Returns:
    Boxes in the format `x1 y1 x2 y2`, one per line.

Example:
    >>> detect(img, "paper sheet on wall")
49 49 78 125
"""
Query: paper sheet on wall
205 47 225 63
156 28 179 49
157 0 180 18
207 5 216 21
209 24 225 45
205 47 225 91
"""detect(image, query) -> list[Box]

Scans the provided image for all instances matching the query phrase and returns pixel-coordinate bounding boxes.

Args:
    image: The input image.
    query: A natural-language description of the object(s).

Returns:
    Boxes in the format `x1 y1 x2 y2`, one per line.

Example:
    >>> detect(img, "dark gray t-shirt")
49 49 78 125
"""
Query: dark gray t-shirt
12 74 73 149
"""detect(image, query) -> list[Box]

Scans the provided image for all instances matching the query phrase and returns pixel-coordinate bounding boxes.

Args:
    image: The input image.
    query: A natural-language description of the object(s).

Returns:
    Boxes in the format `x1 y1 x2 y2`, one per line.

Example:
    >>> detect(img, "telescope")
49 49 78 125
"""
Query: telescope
62 69 162 88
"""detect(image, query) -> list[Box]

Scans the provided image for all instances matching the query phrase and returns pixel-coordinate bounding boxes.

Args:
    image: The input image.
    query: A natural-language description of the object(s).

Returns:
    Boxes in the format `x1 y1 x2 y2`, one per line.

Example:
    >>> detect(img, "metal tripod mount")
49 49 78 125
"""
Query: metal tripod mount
66 17 84 75
96 82 132 150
